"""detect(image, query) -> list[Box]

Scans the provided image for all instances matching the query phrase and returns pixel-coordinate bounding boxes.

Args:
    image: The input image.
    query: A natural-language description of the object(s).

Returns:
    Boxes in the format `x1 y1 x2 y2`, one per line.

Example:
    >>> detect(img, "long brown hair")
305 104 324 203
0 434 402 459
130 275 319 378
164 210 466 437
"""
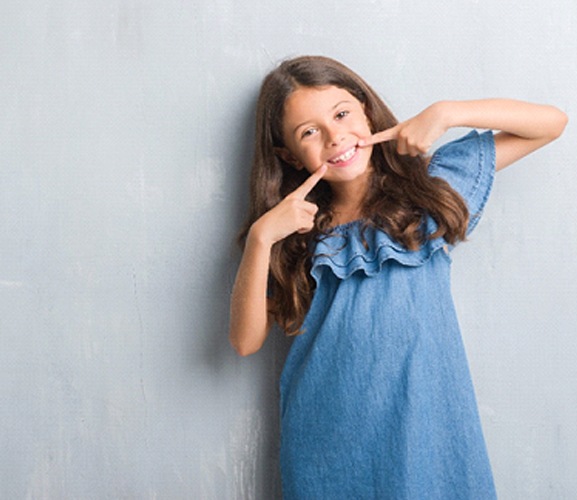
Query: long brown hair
239 55 468 335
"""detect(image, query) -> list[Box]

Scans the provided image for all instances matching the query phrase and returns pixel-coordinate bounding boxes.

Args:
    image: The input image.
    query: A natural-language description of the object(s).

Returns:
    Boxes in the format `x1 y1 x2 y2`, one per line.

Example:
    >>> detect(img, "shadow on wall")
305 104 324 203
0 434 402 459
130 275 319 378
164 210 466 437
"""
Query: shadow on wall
189 88 293 497
195 90 260 372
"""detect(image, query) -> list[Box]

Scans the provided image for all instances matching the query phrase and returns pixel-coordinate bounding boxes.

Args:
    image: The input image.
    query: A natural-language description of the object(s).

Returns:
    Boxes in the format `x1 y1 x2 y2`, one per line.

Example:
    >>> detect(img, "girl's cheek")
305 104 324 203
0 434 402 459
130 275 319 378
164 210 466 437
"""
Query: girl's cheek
300 147 315 163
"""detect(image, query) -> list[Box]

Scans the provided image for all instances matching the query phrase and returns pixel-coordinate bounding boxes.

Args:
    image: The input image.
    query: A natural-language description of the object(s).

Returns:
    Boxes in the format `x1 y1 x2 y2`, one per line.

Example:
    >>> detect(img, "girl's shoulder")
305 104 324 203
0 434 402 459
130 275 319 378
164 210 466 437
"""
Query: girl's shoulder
429 130 496 235
429 130 495 179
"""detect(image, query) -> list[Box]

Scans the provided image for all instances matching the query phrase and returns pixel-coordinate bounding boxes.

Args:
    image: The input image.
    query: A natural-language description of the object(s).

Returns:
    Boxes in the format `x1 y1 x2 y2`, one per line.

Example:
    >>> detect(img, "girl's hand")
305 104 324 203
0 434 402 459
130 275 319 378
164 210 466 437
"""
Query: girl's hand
250 164 327 245
359 103 449 156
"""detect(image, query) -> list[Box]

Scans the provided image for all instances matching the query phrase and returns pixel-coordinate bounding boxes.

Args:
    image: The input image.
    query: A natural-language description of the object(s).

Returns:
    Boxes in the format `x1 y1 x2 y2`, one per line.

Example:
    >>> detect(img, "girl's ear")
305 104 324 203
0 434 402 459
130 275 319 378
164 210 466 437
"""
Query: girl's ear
274 147 304 170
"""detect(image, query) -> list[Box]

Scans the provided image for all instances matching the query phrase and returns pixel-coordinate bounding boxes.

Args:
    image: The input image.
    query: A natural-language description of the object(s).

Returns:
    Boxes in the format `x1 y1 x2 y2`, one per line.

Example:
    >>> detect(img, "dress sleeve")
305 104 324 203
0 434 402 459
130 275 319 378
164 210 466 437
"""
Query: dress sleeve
428 130 496 235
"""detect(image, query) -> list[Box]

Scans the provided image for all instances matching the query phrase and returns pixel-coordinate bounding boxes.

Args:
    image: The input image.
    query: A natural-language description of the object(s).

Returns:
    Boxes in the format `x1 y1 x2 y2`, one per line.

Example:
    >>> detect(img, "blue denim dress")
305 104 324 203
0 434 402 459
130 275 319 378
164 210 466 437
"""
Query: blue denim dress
280 131 498 499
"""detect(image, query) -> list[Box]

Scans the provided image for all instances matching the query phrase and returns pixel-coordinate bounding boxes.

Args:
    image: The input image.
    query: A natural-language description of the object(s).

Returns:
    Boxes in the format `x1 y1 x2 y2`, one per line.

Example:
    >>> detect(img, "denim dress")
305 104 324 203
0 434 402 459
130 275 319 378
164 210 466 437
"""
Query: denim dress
280 131 498 499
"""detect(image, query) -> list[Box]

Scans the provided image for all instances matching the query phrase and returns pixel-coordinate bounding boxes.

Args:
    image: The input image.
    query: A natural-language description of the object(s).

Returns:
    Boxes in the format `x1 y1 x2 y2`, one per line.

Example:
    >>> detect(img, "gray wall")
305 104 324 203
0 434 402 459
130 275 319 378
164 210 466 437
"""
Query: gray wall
1 1 576 498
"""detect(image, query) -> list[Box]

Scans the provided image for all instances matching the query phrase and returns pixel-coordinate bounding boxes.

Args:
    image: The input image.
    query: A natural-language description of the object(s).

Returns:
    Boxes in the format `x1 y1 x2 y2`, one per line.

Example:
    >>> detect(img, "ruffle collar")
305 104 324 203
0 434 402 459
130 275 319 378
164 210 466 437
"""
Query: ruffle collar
311 219 446 281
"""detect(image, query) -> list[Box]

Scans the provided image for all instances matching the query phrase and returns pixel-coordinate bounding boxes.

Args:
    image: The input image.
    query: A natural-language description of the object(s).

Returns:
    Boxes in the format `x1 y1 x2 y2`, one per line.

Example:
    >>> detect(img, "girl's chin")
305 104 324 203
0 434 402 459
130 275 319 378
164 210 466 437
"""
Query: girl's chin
327 156 371 175
324 165 371 184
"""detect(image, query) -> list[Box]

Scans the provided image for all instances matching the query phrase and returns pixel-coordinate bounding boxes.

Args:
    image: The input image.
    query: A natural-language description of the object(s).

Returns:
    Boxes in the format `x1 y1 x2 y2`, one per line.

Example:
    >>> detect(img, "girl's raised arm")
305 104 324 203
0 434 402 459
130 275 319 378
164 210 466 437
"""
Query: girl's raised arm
360 99 567 170
436 99 567 171
229 165 327 356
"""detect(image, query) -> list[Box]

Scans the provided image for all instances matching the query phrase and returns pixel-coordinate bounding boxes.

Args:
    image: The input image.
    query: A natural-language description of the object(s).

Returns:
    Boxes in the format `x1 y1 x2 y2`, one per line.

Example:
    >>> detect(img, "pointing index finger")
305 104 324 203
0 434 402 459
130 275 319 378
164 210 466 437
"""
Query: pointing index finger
358 125 400 148
292 164 327 199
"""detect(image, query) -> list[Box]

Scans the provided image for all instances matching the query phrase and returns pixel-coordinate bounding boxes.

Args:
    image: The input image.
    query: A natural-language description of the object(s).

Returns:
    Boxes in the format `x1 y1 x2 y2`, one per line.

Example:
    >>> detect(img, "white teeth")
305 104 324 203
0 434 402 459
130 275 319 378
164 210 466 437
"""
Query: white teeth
331 147 356 163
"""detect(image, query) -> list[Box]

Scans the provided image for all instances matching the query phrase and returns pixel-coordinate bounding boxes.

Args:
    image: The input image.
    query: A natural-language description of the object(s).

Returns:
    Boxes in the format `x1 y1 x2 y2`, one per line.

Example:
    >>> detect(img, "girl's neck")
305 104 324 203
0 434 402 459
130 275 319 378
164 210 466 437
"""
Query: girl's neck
329 178 369 226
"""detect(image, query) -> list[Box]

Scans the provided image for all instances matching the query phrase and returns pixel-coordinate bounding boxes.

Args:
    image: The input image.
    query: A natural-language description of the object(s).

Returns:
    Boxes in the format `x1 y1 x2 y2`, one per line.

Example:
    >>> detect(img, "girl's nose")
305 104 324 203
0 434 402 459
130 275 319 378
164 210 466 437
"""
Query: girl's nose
325 127 344 147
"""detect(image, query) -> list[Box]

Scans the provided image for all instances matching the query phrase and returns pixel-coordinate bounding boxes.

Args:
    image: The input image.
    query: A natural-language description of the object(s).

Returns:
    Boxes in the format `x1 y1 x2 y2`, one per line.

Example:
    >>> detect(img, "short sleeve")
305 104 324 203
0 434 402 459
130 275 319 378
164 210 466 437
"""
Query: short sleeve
428 130 496 235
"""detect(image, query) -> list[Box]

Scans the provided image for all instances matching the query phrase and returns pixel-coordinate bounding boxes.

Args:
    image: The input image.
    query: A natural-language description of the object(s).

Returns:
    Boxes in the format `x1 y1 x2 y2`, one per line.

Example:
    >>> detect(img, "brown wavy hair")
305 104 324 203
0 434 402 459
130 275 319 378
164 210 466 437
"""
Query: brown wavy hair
239 55 468 335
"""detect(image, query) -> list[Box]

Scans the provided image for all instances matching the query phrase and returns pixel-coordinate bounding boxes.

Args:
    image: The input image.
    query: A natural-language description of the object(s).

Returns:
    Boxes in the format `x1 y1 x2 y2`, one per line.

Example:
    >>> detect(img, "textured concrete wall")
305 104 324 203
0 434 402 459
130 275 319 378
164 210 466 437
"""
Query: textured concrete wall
1 0 575 498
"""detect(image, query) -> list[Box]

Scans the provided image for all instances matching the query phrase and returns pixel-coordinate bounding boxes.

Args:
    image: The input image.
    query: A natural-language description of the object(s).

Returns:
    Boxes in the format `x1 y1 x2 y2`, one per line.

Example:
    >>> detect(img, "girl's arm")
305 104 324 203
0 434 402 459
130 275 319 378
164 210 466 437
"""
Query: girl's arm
229 165 327 356
229 230 275 356
434 99 568 170
360 99 568 170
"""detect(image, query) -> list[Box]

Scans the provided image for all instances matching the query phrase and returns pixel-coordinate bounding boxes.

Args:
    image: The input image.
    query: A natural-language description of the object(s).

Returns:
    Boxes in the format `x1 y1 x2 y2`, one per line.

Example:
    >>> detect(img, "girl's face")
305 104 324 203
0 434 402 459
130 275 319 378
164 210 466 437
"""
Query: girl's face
280 85 373 187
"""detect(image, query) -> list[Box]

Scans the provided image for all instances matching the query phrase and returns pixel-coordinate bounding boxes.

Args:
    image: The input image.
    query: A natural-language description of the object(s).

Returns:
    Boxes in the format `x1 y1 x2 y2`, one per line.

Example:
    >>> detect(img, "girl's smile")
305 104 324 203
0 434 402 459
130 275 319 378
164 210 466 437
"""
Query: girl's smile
327 145 359 166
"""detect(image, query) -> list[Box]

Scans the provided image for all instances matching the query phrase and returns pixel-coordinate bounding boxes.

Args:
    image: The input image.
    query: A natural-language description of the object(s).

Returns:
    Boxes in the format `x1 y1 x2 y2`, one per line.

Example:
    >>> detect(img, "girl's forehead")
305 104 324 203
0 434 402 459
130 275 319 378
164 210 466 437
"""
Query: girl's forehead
284 86 361 118
286 85 356 104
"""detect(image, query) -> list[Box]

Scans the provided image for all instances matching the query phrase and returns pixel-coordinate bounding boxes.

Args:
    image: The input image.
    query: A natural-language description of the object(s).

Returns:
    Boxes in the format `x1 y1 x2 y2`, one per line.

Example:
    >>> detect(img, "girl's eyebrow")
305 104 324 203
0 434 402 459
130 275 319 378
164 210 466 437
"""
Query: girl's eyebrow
292 100 353 135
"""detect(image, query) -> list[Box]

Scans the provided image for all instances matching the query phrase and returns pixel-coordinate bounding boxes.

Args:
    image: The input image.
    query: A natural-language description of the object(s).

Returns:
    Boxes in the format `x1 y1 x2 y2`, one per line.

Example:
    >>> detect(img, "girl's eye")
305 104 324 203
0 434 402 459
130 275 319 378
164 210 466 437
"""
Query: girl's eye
301 128 317 139
336 110 349 119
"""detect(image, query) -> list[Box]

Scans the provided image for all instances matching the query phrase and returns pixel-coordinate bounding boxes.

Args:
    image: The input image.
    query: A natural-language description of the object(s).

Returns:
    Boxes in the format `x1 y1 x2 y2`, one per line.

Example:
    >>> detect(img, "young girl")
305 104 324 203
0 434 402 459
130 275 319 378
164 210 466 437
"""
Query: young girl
229 55 567 498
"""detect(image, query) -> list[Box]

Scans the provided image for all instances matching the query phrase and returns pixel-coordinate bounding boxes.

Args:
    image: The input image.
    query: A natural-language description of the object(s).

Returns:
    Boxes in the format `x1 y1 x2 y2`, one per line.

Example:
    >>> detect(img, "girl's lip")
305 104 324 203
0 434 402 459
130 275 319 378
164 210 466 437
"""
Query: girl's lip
327 146 359 168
